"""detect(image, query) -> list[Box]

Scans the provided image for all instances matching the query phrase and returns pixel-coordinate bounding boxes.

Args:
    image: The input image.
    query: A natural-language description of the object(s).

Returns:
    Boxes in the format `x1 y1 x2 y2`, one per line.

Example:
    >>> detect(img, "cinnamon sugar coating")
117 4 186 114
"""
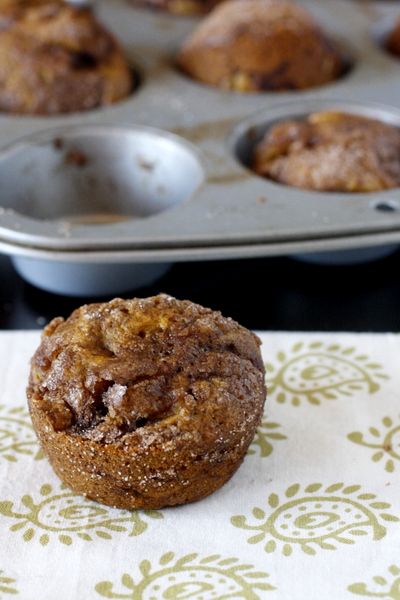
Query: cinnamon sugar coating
252 111 400 192
176 0 345 91
0 0 133 114
27 295 266 509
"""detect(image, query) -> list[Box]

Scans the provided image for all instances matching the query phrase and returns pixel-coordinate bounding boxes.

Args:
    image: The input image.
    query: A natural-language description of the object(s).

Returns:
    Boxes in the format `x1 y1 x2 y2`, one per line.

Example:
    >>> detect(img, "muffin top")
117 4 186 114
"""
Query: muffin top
252 111 400 192
28 294 265 449
176 0 345 91
0 0 133 113
0 0 111 55
179 0 327 45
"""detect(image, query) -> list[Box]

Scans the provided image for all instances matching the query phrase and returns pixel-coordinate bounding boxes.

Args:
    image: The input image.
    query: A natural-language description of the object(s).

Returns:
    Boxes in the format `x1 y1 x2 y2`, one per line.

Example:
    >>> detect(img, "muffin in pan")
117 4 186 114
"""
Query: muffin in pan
27 294 266 510
252 111 400 192
176 0 346 92
0 0 134 114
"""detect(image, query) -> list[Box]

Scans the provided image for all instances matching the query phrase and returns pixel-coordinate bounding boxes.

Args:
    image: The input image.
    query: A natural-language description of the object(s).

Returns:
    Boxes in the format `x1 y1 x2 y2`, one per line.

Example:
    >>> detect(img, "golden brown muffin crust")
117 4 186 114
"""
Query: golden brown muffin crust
27 294 266 509
0 0 133 113
252 111 400 192
176 0 345 91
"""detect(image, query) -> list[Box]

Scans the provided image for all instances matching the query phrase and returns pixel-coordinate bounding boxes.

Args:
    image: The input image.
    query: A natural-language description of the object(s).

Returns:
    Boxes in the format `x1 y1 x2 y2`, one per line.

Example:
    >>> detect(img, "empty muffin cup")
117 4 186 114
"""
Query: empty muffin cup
0 123 205 294
0 124 204 226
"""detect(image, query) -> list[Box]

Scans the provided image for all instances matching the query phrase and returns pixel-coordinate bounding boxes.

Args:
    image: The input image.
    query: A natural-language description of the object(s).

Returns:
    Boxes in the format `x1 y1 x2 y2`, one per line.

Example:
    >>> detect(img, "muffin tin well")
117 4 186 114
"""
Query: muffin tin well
1 0 400 293
0 125 204 225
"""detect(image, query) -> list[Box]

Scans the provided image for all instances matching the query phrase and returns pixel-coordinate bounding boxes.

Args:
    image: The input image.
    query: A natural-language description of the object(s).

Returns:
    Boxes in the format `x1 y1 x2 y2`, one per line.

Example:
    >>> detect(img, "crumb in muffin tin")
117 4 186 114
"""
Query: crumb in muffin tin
252 111 400 192
27 294 267 510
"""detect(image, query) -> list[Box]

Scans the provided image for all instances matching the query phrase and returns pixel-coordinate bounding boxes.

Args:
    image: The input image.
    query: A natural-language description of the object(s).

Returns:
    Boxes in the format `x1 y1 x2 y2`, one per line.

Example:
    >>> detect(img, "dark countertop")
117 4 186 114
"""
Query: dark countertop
1 247 400 332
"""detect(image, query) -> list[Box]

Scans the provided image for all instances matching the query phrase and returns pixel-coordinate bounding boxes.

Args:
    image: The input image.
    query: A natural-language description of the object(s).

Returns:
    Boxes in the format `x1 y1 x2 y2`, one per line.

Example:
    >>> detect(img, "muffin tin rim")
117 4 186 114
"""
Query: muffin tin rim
1 95 400 250
0 0 399 260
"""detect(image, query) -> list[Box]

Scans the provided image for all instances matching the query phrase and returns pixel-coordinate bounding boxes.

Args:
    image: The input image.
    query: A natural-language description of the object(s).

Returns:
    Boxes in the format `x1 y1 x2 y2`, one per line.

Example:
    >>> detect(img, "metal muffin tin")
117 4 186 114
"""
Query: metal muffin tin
1 0 400 293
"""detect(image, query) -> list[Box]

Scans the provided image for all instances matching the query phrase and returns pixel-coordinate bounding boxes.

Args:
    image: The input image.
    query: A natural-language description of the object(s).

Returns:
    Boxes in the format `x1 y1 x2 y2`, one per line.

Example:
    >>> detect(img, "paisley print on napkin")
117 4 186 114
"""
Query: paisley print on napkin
265 341 388 406
348 415 400 473
0 569 18 597
231 483 399 556
94 552 276 599
348 564 400 598
0 482 163 546
0 404 43 462
248 415 287 457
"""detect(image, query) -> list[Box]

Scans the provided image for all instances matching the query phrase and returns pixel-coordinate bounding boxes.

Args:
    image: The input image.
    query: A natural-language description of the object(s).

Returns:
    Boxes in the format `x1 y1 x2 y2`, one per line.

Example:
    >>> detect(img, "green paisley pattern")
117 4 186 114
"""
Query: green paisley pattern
348 564 400 598
0 570 18 597
0 404 43 462
95 552 275 599
348 415 400 473
231 483 399 556
248 416 287 457
0 482 163 546
264 341 388 406
1 332 400 598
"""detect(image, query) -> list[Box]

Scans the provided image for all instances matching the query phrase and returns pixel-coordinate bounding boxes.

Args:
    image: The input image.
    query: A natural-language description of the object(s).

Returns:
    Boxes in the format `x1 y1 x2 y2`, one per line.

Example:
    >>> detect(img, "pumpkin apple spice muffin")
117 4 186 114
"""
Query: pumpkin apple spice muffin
27 294 266 510
252 111 400 192
0 0 133 114
176 0 346 91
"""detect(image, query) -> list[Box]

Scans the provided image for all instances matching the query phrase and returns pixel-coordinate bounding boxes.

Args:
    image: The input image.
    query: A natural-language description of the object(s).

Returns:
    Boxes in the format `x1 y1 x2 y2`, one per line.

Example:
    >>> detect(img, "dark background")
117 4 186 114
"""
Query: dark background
1 247 400 332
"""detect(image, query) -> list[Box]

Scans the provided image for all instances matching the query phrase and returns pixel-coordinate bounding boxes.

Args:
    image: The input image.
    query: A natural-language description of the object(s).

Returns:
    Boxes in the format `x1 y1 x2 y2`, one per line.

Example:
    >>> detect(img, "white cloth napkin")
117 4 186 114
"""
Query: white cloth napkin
1 330 400 600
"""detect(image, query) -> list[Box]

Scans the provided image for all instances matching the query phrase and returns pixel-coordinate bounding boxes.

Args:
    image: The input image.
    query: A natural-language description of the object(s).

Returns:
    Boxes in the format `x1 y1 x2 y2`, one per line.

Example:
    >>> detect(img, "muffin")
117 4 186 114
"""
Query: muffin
0 0 133 114
386 17 400 57
27 294 266 510
252 111 400 192
176 0 346 91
